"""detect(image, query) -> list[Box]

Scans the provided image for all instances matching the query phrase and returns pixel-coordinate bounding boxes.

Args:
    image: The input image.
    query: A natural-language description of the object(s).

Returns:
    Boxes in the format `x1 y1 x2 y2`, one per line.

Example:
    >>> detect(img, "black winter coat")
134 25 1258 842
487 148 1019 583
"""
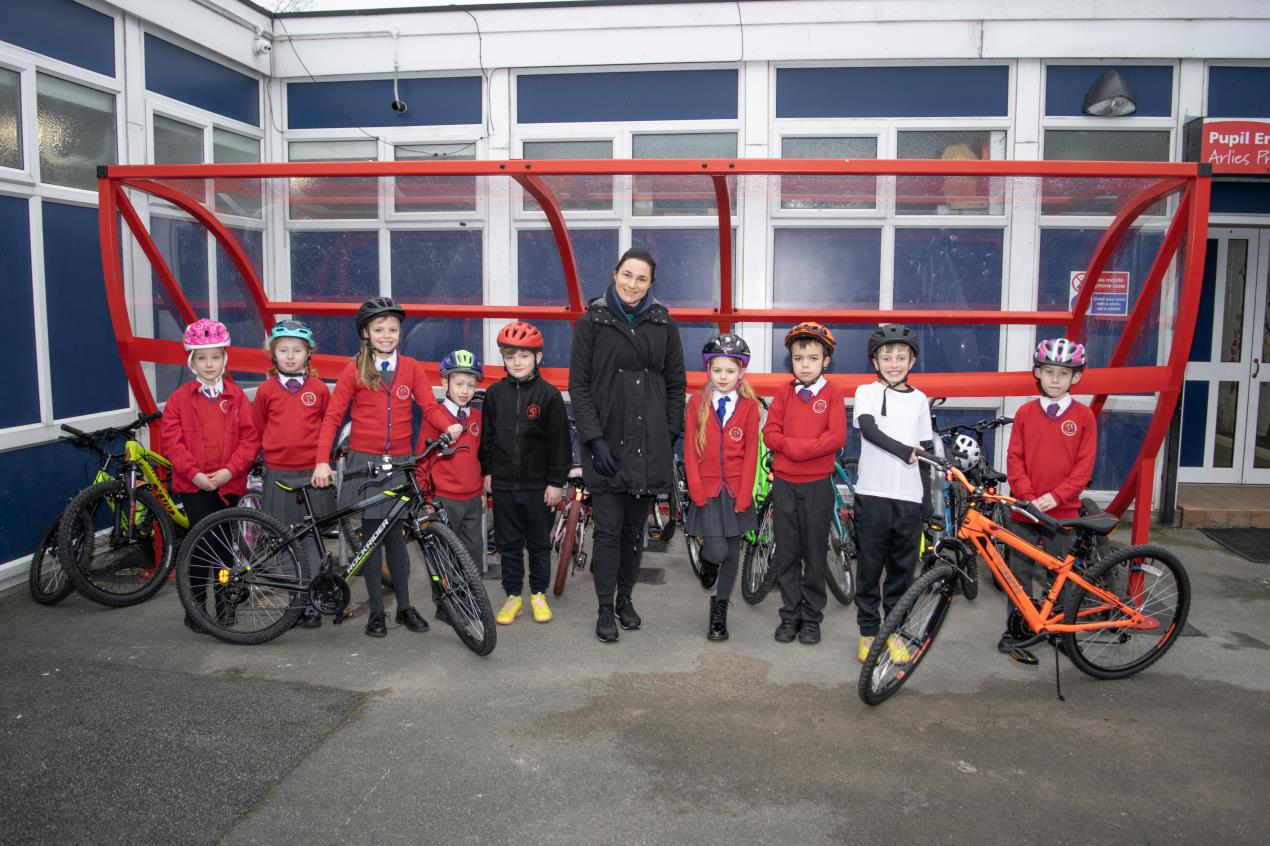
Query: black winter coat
568 296 686 496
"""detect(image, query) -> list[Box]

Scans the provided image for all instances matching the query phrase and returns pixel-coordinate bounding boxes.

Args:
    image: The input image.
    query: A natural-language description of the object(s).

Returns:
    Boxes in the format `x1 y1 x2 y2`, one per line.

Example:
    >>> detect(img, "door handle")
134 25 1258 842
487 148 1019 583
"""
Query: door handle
1254 359 1261 378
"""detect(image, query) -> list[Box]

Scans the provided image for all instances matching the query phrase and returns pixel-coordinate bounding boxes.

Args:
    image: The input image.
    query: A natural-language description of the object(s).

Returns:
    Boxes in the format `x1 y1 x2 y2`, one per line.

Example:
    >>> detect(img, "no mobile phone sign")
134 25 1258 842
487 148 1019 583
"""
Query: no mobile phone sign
1070 270 1129 317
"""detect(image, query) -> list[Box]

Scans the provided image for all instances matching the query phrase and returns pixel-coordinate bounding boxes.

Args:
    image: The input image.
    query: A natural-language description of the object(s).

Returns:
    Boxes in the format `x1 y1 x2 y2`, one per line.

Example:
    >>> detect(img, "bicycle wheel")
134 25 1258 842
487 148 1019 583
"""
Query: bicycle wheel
553 500 581 596
859 561 957 706
826 517 856 606
740 500 775 604
29 518 76 605
58 480 176 607
177 507 307 644
419 520 496 655
1061 544 1190 680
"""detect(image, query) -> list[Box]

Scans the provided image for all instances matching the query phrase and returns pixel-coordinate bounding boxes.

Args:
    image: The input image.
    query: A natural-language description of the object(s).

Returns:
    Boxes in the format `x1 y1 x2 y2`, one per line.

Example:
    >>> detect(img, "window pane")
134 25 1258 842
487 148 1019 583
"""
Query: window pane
0 68 21 170
154 115 203 164
151 216 210 398
896 130 1005 215
394 143 476 213
518 228 618 366
288 140 378 220
1220 239 1249 364
780 136 877 210
219 226 266 387
36 73 116 190
213 128 262 218
633 132 736 216
523 140 613 212
1215 381 1239 468
392 229 484 363
1042 130 1171 215
289 231 379 356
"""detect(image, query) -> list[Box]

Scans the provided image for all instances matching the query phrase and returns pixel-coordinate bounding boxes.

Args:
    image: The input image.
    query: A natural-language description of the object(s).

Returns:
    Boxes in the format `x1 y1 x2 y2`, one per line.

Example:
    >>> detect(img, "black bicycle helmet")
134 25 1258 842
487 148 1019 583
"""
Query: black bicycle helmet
702 333 751 367
867 324 919 360
356 297 406 334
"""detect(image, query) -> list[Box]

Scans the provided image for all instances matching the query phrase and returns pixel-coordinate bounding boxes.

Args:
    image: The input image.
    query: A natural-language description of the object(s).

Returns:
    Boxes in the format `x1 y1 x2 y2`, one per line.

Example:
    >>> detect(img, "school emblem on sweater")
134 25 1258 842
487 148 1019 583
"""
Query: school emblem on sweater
526 404 541 421
301 391 317 407
469 422 480 436
812 398 828 414
219 399 231 414
1061 420 1078 437
728 426 744 442
395 385 411 400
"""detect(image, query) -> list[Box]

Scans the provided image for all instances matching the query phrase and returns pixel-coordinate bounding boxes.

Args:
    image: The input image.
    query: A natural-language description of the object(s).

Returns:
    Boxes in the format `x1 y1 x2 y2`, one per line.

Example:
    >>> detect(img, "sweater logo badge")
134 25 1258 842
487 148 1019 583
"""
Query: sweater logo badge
301 391 317 407
395 385 411 401
728 426 744 442
1061 420 1078 437
469 422 481 436
526 404 541 421
219 399 231 414
812 398 828 414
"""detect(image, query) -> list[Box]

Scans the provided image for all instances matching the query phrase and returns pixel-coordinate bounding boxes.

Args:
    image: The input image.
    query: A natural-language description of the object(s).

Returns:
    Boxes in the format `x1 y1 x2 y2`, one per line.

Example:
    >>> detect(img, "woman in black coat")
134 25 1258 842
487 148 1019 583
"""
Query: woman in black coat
569 247 686 643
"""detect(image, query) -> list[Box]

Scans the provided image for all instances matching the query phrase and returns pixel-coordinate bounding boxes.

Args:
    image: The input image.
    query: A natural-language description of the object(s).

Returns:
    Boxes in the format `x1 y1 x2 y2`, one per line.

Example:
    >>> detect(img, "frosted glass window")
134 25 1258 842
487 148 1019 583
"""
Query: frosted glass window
0 68 20 170
37 73 116 190
154 115 203 164
523 140 613 212
213 128 262 218
632 132 736 216
1042 130 1171 215
288 139 378 220
780 136 877 210
394 143 476 213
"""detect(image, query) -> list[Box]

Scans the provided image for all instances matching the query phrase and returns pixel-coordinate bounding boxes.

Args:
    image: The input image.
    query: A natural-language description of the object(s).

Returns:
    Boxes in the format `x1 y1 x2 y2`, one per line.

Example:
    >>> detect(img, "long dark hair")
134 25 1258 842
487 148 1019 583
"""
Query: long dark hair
615 247 656 284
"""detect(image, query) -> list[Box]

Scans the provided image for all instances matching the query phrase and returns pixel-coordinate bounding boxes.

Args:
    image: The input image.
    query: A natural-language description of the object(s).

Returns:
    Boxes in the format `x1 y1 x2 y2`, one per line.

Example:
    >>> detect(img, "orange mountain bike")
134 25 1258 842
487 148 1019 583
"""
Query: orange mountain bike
859 449 1190 706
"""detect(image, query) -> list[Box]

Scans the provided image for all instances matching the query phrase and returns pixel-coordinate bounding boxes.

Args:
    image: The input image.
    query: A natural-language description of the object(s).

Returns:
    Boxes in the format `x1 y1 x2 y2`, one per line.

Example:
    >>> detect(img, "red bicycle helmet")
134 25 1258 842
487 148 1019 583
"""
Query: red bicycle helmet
496 321 544 351
784 321 837 355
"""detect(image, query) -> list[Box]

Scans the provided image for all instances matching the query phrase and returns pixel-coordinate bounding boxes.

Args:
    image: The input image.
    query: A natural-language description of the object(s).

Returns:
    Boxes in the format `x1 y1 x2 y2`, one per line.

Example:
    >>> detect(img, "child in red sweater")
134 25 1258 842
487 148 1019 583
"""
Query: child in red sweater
252 320 333 628
684 333 761 641
161 318 260 632
762 322 848 646
416 349 487 593
311 298 461 638
1000 337 1098 664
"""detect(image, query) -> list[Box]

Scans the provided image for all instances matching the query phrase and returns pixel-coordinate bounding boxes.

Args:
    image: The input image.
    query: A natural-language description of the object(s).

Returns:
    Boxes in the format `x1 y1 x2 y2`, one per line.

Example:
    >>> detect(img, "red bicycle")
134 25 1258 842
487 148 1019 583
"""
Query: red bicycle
551 464 592 596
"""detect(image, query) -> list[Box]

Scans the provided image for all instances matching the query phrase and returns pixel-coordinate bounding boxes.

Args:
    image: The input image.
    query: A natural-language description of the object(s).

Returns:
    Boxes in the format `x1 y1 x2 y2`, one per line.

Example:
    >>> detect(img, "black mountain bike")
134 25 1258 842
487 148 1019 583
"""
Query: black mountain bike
175 434 496 653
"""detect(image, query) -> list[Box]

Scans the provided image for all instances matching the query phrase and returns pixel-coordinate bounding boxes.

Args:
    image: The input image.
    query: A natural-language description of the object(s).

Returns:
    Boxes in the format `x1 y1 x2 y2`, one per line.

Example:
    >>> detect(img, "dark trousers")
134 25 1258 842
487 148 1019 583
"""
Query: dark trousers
590 491 650 606
439 494 486 573
1005 519 1076 622
854 493 923 636
771 477 834 625
493 488 554 596
362 517 411 615
702 536 742 601
182 489 240 619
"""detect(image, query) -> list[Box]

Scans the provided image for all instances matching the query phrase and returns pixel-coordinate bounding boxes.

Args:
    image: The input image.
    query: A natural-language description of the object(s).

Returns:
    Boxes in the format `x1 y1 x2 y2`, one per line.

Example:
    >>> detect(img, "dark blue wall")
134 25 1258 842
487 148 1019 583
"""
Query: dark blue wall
1208 66 1270 118
145 34 258 126
0 194 38 429
0 0 114 76
1045 65 1173 117
518 69 738 123
288 76 481 129
777 66 1009 118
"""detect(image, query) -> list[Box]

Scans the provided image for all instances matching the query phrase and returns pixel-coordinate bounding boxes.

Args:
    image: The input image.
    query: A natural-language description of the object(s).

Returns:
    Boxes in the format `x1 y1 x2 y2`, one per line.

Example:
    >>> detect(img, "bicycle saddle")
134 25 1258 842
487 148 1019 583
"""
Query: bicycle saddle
1055 512 1119 536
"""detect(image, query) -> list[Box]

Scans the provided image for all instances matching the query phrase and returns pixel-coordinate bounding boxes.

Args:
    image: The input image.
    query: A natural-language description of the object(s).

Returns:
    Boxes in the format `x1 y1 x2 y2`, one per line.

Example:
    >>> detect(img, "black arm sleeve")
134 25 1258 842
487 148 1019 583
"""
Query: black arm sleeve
857 414 913 462
920 439 933 514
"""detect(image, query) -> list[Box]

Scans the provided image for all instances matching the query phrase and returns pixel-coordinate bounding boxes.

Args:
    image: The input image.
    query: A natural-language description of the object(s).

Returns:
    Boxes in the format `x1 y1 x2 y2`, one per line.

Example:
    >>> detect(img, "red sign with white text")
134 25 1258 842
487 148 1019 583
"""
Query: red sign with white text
1199 120 1270 174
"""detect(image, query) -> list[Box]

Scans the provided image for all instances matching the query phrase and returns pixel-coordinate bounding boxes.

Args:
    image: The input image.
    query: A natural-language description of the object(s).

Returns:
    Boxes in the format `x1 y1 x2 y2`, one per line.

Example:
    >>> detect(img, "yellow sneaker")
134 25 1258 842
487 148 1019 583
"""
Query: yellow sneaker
530 592 553 623
495 595 523 625
858 635 874 663
886 634 912 664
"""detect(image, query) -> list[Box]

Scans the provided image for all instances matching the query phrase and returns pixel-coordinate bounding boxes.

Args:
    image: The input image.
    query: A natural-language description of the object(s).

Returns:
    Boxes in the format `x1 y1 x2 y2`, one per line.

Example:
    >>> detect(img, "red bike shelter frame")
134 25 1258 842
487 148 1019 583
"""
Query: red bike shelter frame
96 158 1211 543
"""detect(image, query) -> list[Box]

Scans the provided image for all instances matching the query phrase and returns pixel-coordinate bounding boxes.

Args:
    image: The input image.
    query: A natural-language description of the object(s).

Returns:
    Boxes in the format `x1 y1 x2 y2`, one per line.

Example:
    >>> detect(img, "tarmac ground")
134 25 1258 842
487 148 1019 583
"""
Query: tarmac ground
2 525 1268 845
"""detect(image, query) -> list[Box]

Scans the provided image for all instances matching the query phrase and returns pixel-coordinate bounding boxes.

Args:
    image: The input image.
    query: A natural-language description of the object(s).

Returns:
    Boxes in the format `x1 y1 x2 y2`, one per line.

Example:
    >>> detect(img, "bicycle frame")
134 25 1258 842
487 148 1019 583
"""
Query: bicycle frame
123 440 189 530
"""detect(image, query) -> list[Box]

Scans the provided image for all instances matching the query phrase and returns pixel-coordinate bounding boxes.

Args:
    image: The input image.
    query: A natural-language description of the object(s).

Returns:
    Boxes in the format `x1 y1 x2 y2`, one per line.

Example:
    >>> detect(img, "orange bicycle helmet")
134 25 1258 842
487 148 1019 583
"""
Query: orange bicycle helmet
784 321 836 354
496 320 544 351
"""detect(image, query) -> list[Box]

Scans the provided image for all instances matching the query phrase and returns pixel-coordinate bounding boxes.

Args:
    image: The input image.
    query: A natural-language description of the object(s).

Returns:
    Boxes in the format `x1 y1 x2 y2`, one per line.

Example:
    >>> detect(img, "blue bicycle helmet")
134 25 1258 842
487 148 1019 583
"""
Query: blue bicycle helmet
267 320 315 347
440 349 483 380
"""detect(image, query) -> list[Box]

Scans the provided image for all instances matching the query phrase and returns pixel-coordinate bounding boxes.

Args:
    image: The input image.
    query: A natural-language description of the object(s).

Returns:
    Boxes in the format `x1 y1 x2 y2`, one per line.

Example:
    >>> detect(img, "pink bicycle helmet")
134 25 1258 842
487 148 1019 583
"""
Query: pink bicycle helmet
1035 337 1087 370
183 319 231 351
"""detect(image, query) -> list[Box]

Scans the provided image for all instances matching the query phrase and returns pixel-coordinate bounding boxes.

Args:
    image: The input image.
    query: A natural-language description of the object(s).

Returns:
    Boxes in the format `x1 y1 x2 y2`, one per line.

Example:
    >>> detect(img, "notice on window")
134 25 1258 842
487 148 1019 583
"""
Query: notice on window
1070 270 1129 317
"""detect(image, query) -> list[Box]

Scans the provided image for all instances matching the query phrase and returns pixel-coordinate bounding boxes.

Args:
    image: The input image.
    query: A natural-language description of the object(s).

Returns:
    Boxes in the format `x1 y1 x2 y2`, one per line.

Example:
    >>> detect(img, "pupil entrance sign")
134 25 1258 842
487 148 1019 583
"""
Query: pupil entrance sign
1070 270 1130 317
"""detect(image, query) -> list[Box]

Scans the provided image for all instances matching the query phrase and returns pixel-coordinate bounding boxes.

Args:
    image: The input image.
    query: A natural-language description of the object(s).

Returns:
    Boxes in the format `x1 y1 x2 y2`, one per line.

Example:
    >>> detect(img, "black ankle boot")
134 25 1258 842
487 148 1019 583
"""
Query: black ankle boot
615 594 642 630
707 597 729 641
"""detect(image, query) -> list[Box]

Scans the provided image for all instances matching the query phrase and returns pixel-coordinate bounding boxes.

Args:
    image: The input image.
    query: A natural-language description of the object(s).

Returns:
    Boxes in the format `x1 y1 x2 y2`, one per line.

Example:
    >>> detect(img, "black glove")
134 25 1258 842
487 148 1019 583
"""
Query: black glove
588 437 619 477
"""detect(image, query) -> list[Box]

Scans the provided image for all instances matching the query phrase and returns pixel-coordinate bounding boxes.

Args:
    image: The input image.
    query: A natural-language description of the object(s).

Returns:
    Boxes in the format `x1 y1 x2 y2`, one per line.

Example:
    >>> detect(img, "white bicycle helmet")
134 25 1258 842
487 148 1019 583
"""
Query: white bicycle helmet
952 433 981 470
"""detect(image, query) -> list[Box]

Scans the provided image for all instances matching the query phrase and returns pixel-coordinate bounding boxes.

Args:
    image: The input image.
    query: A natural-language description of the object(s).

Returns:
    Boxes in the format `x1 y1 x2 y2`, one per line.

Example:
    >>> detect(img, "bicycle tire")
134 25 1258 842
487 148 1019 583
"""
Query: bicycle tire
553 500 581 596
740 499 775 604
1061 544 1190 680
686 534 704 584
859 561 956 706
58 480 176 607
826 517 856 606
176 507 308 645
959 546 980 601
29 518 76 605
419 520 496 656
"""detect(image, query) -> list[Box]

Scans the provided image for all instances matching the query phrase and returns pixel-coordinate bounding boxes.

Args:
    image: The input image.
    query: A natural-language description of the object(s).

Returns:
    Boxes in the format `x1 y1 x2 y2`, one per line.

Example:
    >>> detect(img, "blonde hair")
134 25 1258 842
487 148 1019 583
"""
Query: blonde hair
265 337 317 380
355 345 385 390
694 378 758 458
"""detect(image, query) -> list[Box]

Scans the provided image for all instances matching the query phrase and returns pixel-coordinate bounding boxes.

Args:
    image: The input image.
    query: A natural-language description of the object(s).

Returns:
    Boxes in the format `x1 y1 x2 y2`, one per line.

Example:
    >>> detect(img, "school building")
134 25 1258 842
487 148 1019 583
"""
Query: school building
1 0 1268 585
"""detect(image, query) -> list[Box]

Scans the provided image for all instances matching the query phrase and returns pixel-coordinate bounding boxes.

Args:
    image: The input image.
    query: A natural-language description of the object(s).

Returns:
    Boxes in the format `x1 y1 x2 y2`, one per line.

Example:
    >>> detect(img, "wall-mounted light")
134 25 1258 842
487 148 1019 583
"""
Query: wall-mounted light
1082 69 1137 117
390 28 407 114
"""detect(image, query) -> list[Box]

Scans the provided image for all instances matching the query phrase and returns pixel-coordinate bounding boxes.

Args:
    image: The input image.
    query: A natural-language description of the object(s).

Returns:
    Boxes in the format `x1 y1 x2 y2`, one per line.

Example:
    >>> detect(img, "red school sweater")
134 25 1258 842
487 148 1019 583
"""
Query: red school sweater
683 393 761 512
1006 399 1098 520
252 376 331 471
160 379 260 496
416 400 484 499
315 357 453 462
762 380 848 484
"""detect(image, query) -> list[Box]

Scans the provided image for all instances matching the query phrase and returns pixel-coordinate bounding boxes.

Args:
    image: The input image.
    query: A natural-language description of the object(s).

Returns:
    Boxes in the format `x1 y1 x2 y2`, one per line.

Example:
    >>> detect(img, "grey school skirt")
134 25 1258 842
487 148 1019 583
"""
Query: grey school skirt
685 489 756 538
339 449 413 520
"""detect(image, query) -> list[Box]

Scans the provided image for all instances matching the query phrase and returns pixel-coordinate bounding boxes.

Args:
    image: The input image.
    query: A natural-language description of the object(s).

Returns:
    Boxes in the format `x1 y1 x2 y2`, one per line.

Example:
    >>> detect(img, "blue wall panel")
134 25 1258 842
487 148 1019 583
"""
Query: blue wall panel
43 202 128 419
1045 65 1173 117
144 34 258 126
1208 66 1270 118
1091 410 1151 491
1189 239 1219 363
0 0 114 76
518 70 738 124
0 194 38 428
290 231 379 358
1211 182 1270 215
288 76 481 129
776 66 1009 118
1179 380 1210 468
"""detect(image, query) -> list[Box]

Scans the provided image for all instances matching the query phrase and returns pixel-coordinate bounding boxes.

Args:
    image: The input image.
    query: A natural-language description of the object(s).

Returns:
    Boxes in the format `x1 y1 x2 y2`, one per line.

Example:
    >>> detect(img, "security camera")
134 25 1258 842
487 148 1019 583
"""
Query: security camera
253 37 271 56
391 100 408 114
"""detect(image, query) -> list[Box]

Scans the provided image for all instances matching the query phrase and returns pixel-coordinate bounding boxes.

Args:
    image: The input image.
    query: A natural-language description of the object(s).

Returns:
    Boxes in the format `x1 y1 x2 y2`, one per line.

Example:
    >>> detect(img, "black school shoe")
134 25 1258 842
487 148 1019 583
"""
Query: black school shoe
297 606 322 628
774 619 799 643
996 632 1039 665
396 607 430 633
366 611 387 638
596 605 620 642
615 594 642 630
798 621 821 645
